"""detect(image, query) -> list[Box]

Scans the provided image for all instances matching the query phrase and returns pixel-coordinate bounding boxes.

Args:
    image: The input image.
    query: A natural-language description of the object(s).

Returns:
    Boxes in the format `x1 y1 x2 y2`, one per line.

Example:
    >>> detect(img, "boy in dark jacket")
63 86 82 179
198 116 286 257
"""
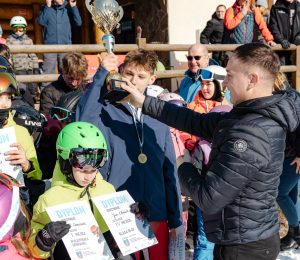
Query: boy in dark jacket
200 5 226 66
269 0 300 66
76 49 182 260
40 52 87 114
6 16 39 99
38 0 82 88
118 43 300 260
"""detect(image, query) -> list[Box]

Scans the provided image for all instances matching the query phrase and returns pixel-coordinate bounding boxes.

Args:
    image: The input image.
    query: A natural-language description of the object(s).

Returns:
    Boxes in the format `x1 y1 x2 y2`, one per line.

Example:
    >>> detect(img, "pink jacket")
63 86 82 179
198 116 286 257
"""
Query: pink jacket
170 128 185 159
0 234 39 260
0 38 6 45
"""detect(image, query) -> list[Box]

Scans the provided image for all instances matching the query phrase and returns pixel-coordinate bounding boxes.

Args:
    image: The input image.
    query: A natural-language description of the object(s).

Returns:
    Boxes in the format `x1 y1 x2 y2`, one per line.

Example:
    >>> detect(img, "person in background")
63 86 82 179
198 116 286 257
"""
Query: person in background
200 5 227 66
224 0 275 46
0 25 6 45
269 0 300 80
39 52 87 115
6 16 39 100
38 0 82 89
254 0 271 44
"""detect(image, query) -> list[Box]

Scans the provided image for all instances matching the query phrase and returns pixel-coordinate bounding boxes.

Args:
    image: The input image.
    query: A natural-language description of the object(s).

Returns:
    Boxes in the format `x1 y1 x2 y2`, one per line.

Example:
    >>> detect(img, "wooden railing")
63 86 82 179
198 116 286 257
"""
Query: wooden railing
10 38 300 91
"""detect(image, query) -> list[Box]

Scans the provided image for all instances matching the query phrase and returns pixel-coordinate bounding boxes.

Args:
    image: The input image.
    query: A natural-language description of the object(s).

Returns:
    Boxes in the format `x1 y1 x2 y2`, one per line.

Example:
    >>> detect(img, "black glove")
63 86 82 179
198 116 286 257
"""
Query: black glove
281 40 291 49
294 37 300 46
33 68 40 75
130 201 150 220
36 221 71 252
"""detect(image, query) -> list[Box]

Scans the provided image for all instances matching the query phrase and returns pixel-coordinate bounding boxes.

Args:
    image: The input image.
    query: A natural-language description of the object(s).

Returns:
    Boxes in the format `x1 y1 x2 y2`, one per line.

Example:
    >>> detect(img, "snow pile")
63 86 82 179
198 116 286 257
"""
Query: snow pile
277 249 300 260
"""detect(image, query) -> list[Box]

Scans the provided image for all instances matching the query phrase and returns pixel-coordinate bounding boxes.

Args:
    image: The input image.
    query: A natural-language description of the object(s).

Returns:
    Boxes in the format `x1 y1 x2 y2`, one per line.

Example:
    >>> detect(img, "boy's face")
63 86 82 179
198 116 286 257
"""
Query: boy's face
72 165 97 187
15 31 24 37
123 64 156 94
0 92 12 109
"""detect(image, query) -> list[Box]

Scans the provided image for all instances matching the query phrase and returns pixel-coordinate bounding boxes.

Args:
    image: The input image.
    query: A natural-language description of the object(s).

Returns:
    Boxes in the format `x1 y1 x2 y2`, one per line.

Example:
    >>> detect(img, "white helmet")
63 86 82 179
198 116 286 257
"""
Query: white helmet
204 65 227 84
146 85 166 98
10 16 27 28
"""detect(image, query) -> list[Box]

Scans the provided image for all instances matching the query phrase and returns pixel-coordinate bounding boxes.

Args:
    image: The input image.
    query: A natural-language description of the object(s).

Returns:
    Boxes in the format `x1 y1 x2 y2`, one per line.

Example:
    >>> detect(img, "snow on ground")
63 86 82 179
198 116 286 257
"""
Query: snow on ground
185 249 300 259
277 249 300 260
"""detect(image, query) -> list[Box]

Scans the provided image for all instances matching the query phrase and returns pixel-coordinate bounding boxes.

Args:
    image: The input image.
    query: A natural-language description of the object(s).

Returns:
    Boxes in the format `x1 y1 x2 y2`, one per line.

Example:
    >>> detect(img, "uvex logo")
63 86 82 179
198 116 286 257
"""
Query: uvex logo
25 120 42 127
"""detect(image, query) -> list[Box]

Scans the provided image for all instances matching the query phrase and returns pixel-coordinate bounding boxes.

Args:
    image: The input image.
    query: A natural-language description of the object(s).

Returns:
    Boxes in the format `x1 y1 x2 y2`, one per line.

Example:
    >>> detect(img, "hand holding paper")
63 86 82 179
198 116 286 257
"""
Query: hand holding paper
5 143 30 172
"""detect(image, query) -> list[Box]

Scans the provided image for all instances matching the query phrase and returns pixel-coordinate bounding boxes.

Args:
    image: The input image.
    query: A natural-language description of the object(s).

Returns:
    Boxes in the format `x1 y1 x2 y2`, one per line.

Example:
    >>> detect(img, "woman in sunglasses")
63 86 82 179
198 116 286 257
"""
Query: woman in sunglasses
180 65 231 152
28 122 149 260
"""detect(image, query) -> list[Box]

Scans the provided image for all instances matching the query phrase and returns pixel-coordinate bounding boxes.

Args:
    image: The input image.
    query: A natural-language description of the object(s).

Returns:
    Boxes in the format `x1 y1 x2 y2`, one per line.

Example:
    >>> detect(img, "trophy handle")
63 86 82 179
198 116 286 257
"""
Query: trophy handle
102 35 115 54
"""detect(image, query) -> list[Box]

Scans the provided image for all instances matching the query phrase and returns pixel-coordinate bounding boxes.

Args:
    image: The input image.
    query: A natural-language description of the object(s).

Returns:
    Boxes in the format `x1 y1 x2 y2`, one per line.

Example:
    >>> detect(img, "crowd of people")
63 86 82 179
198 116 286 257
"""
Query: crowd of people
0 0 300 260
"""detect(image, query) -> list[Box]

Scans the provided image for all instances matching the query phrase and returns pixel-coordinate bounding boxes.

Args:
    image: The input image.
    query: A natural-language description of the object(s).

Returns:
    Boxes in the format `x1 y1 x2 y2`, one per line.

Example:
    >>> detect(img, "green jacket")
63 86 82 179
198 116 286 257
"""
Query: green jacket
4 112 42 180
28 163 116 259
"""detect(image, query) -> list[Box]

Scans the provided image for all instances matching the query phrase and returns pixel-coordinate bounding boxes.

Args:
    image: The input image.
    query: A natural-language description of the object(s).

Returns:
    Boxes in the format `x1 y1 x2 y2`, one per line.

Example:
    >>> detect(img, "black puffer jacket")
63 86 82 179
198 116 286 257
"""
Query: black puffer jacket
269 0 300 43
40 74 85 114
200 13 225 44
142 90 300 245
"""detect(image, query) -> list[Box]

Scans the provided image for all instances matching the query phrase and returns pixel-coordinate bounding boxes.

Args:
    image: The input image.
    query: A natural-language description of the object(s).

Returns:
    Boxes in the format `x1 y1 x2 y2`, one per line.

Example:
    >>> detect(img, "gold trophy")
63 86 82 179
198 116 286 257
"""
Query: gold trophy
86 0 129 101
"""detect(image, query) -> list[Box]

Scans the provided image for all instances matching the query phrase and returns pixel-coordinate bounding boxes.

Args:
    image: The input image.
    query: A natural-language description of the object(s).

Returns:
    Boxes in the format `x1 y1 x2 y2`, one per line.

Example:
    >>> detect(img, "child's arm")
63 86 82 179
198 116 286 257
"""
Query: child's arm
37 5 51 27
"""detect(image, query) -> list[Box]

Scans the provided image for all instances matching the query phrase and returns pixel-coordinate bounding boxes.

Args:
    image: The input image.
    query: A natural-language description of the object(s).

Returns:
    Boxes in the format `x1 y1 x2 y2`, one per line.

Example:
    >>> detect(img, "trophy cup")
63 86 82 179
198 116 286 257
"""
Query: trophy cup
86 0 129 101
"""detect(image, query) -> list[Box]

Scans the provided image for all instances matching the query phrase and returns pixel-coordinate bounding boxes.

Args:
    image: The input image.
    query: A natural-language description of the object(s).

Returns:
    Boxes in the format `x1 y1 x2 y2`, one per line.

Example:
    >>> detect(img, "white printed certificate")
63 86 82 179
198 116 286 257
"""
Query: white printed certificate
92 191 158 256
46 200 113 260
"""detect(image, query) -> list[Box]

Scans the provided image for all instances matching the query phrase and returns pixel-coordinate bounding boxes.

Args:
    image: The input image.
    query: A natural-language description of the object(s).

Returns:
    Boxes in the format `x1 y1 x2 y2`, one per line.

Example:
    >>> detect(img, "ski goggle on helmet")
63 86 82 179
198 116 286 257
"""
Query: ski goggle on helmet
0 72 19 96
196 68 226 82
50 107 73 121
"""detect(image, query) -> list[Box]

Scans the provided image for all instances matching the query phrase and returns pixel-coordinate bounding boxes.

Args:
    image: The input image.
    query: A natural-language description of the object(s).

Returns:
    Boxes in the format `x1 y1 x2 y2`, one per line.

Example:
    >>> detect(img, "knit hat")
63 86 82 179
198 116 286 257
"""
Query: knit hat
255 0 268 9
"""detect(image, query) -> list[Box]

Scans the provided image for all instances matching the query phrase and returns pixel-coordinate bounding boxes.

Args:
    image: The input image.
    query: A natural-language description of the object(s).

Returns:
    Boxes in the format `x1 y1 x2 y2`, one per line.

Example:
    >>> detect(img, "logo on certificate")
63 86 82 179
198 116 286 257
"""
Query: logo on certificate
123 239 130 246
76 251 83 258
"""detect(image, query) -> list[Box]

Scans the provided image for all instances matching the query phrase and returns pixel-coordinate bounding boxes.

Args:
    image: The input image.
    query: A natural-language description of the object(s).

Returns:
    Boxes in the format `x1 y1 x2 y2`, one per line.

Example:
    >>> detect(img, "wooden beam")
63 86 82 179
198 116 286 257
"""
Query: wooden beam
16 65 296 83
0 20 34 31
0 0 45 4
0 5 33 20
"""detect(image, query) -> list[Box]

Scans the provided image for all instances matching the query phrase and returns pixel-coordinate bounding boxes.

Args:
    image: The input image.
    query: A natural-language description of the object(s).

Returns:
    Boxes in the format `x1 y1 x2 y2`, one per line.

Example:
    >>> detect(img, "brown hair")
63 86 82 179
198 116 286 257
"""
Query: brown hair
273 72 288 91
11 199 33 259
0 44 10 61
217 5 226 10
234 43 281 82
62 52 88 80
124 48 158 75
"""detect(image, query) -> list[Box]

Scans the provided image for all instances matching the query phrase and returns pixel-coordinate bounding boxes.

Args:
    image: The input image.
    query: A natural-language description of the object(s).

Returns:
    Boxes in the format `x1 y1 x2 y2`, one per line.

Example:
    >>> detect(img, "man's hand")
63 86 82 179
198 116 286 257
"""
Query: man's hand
240 1 249 16
117 79 146 108
268 40 276 47
281 40 291 50
46 0 52 7
5 143 31 172
291 157 300 174
101 53 118 72
69 0 76 7
170 228 176 240
176 149 192 168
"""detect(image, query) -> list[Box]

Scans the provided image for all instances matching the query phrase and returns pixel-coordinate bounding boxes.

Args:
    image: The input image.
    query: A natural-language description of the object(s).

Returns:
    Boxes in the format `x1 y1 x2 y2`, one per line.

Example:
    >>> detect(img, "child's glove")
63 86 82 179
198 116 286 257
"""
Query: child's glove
36 221 71 252
130 201 150 220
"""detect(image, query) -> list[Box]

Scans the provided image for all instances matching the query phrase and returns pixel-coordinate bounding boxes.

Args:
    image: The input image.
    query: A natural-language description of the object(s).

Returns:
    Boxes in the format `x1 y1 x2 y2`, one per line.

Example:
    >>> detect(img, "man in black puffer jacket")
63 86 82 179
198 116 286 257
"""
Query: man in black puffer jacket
200 5 226 65
118 43 300 260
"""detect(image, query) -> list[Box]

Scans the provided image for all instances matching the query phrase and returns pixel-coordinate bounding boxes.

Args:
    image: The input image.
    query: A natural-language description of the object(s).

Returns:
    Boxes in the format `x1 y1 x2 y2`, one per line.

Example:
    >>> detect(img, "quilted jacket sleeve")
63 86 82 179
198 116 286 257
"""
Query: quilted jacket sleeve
142 96 226 142
178 123 272 215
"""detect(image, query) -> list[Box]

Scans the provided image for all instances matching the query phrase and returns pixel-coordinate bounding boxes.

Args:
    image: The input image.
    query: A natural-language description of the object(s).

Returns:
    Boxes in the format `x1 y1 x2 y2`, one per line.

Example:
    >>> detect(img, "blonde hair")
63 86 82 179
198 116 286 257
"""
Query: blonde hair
273 72 288 91
10 199 33 259
259 6 269 16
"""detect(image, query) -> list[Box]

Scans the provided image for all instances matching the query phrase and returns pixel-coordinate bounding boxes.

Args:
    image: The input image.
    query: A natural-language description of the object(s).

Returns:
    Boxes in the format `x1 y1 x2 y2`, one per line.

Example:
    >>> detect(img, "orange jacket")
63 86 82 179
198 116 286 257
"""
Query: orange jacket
224 2 274 43
180 90 231 147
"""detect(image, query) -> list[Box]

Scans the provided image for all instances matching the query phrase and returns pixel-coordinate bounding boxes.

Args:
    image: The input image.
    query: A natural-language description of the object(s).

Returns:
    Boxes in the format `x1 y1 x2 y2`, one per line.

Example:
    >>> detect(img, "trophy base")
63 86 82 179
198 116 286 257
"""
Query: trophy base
103 79 129 101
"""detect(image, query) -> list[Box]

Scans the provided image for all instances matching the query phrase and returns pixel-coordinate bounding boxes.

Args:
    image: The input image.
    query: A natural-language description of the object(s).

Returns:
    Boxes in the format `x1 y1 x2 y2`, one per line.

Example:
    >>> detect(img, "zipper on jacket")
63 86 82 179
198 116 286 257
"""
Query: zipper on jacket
222 209 226 236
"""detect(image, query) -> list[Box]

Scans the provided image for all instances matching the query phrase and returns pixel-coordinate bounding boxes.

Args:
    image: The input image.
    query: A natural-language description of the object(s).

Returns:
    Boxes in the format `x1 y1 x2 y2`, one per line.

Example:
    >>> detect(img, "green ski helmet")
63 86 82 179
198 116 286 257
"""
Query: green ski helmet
56 122 108 186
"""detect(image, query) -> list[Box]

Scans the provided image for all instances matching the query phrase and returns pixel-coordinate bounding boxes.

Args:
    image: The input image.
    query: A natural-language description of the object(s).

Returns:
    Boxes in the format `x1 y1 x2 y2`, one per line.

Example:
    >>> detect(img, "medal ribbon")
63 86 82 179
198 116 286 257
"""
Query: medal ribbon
128 103 144 152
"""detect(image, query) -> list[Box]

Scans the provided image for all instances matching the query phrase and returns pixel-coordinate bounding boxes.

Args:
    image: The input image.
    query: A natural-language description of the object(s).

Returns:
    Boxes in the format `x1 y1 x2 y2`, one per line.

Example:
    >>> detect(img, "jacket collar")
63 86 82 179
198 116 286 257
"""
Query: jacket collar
57 74 77 93
184 69 196 80
275 0 300 11
51 1 68 10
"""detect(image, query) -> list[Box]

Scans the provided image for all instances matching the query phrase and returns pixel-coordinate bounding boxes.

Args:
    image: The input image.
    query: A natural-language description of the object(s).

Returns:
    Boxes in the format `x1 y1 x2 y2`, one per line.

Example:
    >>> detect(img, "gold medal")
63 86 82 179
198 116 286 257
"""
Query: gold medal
138 152 147 164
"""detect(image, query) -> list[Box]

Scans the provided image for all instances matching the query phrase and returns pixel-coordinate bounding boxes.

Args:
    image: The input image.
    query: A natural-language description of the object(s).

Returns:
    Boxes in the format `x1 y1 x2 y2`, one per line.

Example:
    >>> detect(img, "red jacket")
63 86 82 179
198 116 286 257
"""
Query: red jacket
224 2 274 43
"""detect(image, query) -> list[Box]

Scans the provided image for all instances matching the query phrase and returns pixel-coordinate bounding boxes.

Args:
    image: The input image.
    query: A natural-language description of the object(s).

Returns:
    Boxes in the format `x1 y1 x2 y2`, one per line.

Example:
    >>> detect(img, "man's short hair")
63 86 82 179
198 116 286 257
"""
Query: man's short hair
124 48 158 75
217 4 226 10
62 52 88 79
0 44 10 61
234 43 281 81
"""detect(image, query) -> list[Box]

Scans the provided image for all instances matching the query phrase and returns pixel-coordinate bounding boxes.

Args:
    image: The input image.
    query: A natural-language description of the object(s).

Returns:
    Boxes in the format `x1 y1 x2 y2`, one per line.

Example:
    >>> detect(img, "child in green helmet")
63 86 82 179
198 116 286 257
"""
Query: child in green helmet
28 122 149 260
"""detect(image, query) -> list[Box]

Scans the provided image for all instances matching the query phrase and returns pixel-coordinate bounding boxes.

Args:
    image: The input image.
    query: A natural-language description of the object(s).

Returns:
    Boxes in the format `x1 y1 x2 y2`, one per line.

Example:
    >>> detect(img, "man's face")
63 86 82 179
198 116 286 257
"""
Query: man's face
285 0 294 3
123 64 156 94
63 72 82 90
216 6 226 19
188 48 209 75
54 0 65 5
238 0 250 6
222 56 249 105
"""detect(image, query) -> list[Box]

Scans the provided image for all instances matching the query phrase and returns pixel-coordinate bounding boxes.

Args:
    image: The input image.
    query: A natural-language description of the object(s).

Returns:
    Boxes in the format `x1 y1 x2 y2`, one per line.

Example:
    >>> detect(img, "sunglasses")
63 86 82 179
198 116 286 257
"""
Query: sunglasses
69 148 108 170
0 172 20 190
12 27 25 33
187 56 202 61
169 100 187 107
50 107 73 121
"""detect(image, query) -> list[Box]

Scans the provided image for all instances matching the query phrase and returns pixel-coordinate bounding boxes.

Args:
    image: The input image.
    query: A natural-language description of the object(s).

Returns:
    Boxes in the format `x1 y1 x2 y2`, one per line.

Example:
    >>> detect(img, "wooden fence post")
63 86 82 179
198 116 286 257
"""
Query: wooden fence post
292 46 300 91
136 38 146 49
